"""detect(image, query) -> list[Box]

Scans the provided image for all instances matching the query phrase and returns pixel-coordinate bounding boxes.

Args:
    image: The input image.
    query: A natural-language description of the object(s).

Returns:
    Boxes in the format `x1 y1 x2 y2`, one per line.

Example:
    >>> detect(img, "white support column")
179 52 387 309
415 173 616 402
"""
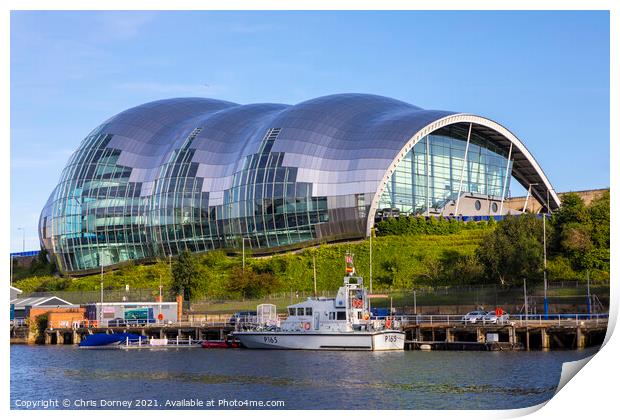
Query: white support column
454 123 472 216
426 136 430 217
498 143 513 215
522 184 532 213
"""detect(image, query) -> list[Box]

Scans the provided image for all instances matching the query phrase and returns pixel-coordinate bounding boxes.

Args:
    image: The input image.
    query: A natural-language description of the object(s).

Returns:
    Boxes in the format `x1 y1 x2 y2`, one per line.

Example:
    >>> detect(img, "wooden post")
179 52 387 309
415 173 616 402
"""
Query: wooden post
446 328 454 343
526 327 530 351
56 331 64 345
508 326 516 345
477 328 485 343
72 330 81 345
541 328 550 350
577 327 586 349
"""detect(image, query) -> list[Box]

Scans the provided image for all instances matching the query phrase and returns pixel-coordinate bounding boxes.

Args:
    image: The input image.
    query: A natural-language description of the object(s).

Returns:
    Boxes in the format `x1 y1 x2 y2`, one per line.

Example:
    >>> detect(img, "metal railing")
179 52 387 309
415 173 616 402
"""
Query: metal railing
385 313 609 327
17 313 610 330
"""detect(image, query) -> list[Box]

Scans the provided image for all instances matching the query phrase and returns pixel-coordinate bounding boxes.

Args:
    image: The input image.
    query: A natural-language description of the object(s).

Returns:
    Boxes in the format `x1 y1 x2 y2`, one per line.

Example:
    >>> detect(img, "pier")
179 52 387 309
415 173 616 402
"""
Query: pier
401 314 608 350
11 313 607 350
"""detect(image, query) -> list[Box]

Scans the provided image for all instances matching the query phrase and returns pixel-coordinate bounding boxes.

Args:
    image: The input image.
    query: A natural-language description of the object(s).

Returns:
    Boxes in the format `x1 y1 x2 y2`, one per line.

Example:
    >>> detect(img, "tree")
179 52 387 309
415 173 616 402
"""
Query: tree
551 193 590 237
588 190 610 249
227 266 280 299
170 251 199 302
551 190 609 273
476 214 546 285
439 251 484 286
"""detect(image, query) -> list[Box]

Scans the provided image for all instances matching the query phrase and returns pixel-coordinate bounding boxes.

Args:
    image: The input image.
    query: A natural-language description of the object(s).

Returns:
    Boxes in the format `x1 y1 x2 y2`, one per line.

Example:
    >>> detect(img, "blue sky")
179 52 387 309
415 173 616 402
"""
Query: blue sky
10 10 609 252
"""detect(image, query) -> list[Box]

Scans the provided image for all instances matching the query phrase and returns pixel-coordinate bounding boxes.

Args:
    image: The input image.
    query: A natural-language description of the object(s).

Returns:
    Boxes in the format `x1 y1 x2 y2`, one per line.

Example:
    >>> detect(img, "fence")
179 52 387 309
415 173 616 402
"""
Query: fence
22 282 608 310
189 282 609 313
390 313 609 327
25 289 175 304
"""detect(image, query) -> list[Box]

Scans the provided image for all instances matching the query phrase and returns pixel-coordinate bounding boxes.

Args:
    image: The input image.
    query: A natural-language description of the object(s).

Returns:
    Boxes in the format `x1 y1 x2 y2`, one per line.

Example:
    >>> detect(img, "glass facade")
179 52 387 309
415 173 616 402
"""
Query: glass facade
378 125 513 215
222 128 329 249
39 94 544 274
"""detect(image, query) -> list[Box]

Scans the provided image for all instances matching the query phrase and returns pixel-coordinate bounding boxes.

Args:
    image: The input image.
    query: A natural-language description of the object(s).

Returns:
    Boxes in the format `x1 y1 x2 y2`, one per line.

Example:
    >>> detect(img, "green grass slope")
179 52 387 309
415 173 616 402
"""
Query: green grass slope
13 229 488 298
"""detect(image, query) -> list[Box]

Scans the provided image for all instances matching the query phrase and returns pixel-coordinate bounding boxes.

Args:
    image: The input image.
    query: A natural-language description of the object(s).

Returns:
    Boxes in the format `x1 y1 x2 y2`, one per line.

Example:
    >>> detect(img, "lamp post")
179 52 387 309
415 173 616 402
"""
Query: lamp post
543 203 549 319
312 253 317 298
523 278 528 321
100 260 104 327
369 229 373 294
241 237 250 274
17 227 25 252
523 182 548 318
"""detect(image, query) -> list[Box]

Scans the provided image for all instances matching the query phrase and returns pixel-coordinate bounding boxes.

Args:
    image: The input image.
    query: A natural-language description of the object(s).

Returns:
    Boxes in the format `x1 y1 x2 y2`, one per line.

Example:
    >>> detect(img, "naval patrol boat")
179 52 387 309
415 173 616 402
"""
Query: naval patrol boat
232 253 405 351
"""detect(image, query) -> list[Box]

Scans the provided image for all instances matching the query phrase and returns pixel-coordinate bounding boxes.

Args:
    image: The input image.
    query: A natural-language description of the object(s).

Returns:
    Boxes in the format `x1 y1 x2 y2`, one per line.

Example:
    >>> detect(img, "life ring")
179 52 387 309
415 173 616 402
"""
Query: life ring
157 313 164 321
385 319 392 329
304 322 311 330
363 312 370 321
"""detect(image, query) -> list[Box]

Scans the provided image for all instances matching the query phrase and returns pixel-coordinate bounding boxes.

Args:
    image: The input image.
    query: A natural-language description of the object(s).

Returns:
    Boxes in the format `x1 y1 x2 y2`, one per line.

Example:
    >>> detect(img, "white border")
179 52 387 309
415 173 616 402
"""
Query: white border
2 3 616 420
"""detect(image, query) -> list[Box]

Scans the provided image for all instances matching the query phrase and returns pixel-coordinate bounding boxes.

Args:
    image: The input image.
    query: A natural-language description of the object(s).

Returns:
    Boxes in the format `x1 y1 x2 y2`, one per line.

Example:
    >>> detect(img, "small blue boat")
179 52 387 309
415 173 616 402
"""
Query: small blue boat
79 333 146 348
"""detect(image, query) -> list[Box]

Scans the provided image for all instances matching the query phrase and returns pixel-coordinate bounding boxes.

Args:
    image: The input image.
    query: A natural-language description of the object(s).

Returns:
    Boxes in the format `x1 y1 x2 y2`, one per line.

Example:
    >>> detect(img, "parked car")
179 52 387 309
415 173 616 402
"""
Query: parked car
482 311 510 324
107 318 126 327
461 311 487 324
228 311 257 325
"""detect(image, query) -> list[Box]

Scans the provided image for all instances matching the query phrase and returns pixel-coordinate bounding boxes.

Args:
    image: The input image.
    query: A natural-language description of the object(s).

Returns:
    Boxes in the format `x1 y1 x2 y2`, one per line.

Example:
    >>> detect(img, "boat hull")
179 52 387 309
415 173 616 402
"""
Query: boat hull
232 330 405 351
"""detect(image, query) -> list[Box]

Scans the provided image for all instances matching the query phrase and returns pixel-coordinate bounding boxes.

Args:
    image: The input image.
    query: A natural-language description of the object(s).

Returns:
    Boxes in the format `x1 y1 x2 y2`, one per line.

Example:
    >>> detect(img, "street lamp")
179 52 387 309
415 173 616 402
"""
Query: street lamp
100 257 104 327
241 237 250 273
523 183 550 319
369 229 373 294
17 227 25 253
543 196 549 319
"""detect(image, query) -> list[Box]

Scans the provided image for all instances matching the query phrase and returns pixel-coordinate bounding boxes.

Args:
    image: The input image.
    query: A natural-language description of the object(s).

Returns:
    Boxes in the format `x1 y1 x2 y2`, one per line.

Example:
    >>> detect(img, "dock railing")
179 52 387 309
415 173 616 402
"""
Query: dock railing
45 313 608 330
379 313 609 327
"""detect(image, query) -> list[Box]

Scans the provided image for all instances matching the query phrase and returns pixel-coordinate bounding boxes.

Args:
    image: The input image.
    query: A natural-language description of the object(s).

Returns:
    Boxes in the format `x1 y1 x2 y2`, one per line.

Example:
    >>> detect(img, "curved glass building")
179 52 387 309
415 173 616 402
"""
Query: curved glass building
39 94 560 274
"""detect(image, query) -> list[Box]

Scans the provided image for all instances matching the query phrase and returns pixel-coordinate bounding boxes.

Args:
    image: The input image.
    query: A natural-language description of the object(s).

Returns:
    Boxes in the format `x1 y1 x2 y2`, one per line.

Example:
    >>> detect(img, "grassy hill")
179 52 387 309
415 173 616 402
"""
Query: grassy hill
13 228 489 299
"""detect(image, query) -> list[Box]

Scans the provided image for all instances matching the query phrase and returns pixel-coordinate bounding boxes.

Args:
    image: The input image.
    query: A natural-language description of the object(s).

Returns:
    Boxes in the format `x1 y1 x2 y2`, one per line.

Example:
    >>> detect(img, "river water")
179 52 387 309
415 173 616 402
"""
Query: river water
10 345 598 410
